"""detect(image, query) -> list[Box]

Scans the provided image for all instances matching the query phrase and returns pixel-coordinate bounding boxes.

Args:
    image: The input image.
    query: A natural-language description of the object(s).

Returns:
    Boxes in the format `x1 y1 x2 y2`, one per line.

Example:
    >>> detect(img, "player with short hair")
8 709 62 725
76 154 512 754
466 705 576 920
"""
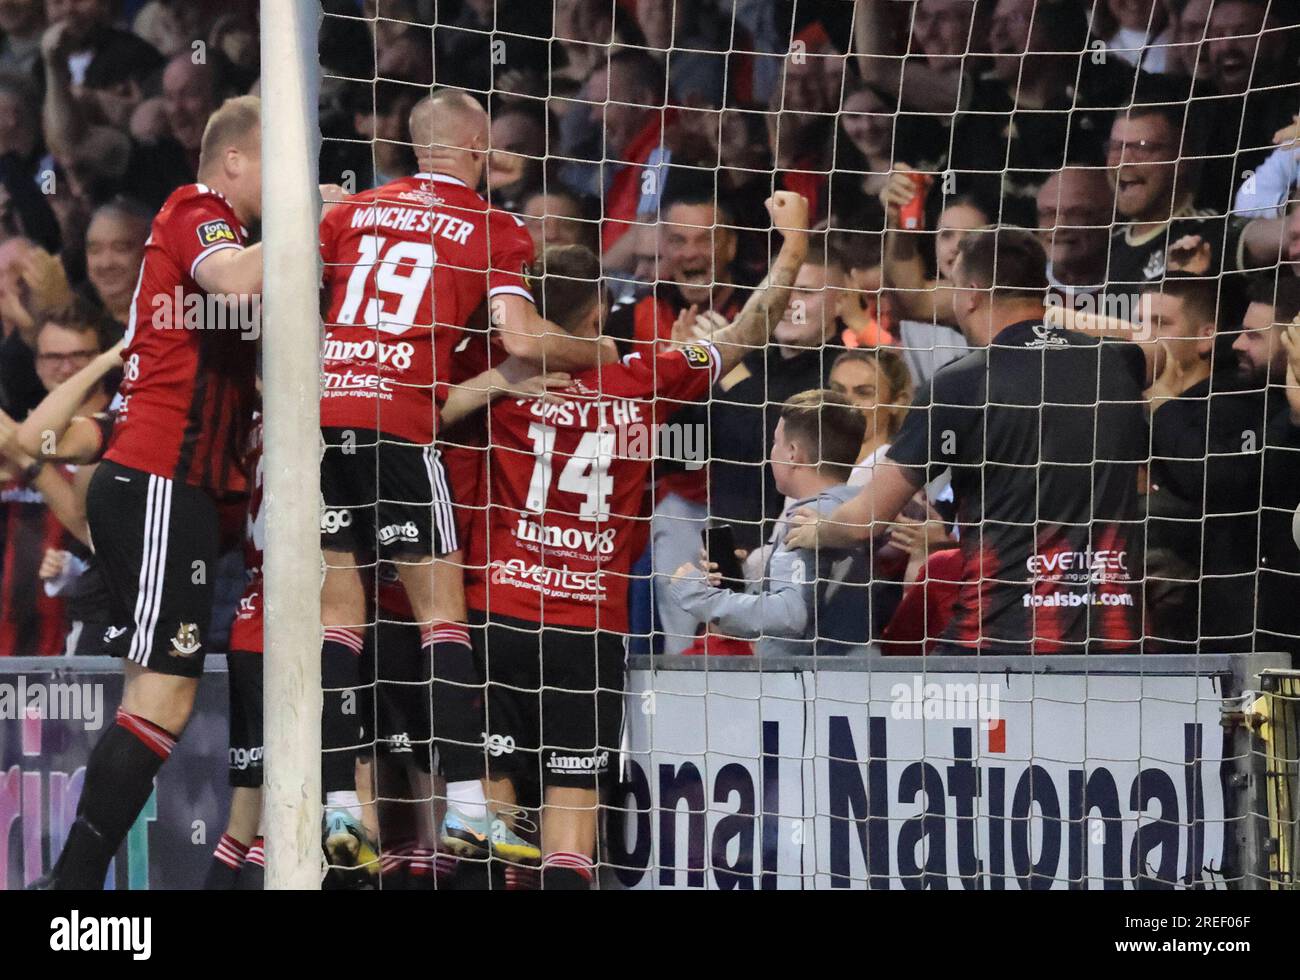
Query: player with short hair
464 191 809 888
317 87 609 868
35 95 266 890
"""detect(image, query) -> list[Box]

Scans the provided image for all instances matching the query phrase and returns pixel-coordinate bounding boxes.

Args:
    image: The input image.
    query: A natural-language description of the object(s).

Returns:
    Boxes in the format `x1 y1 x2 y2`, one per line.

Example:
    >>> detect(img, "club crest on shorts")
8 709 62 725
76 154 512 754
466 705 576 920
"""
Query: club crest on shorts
170 622 201 657
196 219 236 247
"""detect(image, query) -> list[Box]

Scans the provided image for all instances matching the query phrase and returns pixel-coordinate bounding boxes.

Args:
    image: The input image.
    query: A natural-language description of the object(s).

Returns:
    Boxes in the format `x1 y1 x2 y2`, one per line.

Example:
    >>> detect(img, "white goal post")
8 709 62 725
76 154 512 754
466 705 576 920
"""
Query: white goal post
260 0 324 891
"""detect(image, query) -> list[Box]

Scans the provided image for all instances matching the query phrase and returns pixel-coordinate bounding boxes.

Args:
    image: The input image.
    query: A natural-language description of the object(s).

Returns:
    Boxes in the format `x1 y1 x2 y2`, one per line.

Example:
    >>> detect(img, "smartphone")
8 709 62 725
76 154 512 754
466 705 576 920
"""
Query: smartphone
704 524 746 592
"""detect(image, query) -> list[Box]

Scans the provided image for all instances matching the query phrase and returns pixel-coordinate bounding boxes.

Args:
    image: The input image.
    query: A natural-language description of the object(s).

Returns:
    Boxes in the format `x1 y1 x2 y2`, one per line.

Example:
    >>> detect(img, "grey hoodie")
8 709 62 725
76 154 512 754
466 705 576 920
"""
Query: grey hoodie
672 483 873 656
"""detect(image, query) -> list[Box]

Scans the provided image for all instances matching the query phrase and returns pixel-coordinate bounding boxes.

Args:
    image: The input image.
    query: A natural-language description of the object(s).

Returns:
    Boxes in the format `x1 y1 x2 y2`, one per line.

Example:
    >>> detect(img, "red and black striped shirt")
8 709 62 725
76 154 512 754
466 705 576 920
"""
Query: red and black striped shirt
887 319 1147 653
105 183 256 497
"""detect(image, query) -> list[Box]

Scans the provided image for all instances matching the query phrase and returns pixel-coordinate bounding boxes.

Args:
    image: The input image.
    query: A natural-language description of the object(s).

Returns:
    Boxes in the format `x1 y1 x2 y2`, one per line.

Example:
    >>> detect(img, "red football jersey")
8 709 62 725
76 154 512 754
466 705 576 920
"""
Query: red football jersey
466 343 721 631
228 414 264 655
319 172 535 445
106 183 256 495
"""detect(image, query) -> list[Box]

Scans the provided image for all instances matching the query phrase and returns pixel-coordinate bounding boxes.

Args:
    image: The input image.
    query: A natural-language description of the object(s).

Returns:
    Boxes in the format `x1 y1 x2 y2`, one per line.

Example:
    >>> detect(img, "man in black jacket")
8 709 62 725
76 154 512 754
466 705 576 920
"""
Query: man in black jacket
1233 276 1300 660
1141 275 1258 651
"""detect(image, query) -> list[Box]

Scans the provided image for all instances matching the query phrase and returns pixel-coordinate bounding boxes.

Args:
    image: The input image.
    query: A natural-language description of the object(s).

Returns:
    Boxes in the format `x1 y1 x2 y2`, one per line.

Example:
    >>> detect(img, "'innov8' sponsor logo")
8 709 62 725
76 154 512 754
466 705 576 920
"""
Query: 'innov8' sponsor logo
547 750 609 774
322 338 415 371
515 517 616 555
378 521 419 545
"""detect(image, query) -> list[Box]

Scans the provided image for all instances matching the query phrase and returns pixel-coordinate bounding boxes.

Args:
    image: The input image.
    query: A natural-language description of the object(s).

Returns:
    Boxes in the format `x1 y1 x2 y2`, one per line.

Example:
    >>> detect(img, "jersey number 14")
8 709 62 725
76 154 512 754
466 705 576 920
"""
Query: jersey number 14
525 423 615 521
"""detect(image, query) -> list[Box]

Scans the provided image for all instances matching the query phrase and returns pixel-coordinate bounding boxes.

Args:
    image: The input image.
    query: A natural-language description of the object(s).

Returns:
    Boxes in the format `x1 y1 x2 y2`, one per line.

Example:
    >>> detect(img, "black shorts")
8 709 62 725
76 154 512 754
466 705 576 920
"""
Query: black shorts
226 651 264 787
320 427 457 560
373 616 433 773
472 613 627 790
86 460 220 678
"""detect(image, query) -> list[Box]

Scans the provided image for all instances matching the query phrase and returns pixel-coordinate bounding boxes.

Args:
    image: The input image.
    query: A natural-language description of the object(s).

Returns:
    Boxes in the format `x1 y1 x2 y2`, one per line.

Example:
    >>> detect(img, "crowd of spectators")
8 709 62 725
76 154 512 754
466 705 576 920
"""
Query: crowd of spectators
1 0 1299 659
0 0 260 654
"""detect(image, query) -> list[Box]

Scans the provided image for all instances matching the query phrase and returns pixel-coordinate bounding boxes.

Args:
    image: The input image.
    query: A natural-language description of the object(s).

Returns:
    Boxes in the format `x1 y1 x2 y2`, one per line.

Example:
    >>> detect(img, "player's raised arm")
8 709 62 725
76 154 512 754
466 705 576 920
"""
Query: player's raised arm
704 191 810 376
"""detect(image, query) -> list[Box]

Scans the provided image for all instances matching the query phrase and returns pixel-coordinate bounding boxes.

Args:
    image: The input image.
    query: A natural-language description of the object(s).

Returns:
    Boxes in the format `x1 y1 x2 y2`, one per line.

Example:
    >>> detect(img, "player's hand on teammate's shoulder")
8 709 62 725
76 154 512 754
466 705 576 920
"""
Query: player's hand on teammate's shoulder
765 190 810 232
102 339 127 364
504 371 571 403
597 336 619 365
319 183 348 218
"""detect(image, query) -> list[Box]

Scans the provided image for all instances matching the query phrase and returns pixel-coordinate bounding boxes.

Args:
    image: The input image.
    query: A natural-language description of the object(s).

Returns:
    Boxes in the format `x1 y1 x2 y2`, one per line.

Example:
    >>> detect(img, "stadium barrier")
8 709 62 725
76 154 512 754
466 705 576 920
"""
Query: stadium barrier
607 653 1291 890
1 653 1293 890
0 656 231 890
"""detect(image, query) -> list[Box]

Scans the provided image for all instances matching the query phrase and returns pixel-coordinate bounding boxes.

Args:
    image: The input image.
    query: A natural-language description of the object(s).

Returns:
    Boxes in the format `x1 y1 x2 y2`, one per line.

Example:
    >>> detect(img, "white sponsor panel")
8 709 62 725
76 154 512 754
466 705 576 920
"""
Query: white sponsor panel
611 671 809 890
610 669 1225 890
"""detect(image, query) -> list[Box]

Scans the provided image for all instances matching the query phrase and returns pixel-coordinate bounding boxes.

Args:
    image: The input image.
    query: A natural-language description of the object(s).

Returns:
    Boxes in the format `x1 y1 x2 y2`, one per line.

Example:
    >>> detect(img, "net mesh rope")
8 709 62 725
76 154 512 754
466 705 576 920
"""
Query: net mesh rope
310 0 1300 888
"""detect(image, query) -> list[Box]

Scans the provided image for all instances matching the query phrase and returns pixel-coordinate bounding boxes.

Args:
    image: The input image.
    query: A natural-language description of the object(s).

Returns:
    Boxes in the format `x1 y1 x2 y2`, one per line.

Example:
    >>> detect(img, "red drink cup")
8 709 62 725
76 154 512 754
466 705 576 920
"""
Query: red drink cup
899 172 931 231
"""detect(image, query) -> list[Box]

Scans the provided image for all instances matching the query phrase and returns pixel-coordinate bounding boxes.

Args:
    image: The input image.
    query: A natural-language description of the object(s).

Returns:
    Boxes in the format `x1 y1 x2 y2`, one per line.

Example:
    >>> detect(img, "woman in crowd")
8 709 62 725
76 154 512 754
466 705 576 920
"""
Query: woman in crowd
878 170 992 384
827 348 914 485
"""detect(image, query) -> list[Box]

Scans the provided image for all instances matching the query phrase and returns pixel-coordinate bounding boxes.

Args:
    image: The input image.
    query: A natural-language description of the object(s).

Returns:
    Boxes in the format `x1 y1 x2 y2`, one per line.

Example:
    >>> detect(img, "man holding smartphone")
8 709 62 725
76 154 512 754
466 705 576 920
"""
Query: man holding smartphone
671 389 876 656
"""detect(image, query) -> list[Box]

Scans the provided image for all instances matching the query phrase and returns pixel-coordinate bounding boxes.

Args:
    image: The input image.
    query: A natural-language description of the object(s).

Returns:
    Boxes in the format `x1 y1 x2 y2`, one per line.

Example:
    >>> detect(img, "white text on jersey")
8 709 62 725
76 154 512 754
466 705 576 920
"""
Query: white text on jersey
348 204 475 245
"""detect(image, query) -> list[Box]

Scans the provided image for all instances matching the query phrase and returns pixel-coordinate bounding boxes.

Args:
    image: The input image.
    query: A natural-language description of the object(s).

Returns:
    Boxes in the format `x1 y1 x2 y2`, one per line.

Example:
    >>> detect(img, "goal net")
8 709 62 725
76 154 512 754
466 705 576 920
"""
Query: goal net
294 0 1300 890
